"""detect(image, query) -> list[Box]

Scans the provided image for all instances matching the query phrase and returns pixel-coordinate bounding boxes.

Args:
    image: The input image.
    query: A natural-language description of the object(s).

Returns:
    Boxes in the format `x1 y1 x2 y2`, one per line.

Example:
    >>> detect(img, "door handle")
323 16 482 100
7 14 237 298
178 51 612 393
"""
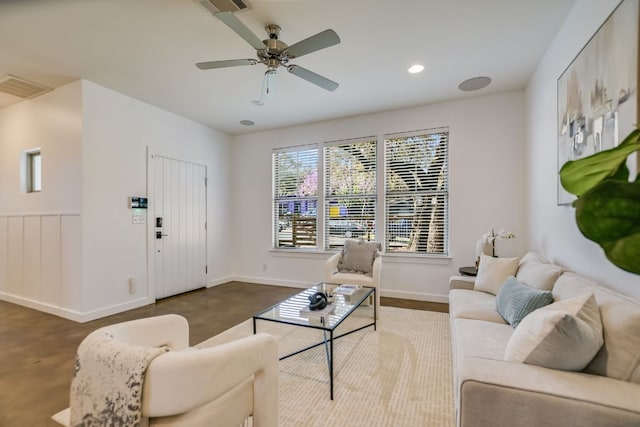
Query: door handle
156 231 169 239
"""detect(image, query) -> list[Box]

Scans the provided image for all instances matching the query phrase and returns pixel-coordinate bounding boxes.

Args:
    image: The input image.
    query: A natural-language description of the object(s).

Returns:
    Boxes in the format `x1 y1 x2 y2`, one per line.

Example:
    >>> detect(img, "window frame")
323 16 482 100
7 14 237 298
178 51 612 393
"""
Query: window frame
23 148 42 193
383 128 449 256
272 144 319 250
323 137 377 250
271 127 450 258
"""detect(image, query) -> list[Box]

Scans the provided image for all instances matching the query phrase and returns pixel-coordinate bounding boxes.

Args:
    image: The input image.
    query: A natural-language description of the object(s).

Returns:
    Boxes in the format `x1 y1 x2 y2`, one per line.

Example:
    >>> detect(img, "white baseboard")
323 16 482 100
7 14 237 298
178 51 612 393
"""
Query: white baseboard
381 289 449 304
208 276 233 287
231 275 312 289
0 292 154 323
1 279 448 323
78 297 155 322
0 292 84 321
230 276 449 304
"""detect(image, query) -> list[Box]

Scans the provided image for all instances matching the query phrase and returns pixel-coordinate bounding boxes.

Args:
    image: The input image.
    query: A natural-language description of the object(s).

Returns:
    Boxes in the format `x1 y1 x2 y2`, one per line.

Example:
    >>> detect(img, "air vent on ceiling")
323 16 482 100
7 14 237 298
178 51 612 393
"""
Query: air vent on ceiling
200 0 249 13
0 74 51 99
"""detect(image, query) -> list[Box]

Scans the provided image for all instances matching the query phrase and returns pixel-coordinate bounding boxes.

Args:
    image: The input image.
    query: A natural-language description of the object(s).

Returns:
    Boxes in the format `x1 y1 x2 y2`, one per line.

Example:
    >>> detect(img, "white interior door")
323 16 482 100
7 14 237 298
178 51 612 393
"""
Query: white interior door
152 154 207 299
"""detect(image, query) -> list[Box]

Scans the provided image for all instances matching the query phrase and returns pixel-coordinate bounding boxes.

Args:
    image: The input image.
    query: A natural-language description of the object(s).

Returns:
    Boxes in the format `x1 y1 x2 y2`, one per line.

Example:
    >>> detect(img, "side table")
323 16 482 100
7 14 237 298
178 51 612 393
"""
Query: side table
458 266 478 277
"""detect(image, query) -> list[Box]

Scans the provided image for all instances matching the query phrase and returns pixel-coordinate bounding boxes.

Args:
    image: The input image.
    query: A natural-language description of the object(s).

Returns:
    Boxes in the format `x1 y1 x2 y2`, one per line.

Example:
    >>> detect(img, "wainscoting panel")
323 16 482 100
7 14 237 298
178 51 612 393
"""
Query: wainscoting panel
41 215 62 306
0 216 7 293
61 214 82 311
23 216 41 301
0 213 82 313
7 216 24 297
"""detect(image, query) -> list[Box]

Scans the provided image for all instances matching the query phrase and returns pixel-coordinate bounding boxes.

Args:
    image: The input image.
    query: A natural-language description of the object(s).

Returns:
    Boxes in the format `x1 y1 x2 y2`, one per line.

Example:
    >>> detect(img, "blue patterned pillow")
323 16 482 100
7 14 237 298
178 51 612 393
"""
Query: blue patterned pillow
496 276 554 327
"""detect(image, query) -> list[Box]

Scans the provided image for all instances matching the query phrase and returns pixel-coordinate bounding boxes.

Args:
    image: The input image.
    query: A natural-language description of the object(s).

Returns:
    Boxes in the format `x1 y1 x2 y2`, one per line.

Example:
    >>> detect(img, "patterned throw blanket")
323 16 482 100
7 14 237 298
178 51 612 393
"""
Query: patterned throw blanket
70 330 168 427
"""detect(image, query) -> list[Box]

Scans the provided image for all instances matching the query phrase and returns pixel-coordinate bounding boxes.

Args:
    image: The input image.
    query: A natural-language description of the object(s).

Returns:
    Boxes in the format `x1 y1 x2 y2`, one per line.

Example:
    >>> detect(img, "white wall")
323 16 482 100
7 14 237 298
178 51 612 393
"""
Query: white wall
81 81 233 318
231 91 528 302
0 81 84 316
0 80 83 212
0 79 233 321
526 0 640 299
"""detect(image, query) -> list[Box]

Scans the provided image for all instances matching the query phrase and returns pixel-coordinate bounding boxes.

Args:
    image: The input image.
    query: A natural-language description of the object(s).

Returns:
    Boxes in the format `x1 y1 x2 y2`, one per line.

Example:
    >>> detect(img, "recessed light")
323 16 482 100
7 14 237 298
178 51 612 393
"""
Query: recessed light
239 120 255 126
458 76 491 92
408 64 424 74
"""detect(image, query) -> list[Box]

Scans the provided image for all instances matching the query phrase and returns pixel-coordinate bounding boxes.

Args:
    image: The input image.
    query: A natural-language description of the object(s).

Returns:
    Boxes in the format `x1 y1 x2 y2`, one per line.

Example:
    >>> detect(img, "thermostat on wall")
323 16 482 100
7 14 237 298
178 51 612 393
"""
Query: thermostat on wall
129 197 148 209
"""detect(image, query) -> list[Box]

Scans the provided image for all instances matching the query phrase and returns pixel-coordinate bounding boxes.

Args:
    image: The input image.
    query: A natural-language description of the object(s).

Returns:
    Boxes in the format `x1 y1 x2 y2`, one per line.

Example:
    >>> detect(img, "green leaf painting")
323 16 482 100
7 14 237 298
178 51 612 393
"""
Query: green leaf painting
559 129 640 274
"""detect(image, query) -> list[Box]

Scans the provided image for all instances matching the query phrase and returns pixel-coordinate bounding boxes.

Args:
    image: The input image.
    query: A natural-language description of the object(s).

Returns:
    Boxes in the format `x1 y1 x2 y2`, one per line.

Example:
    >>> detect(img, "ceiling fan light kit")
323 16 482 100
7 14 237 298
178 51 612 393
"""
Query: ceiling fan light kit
253 69 277 106
196 5 341 101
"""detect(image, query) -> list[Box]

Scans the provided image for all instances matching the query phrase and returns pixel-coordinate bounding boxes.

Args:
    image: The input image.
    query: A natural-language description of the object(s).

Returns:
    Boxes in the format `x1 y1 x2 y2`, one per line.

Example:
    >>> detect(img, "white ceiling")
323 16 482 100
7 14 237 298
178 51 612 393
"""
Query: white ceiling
0 0 575 135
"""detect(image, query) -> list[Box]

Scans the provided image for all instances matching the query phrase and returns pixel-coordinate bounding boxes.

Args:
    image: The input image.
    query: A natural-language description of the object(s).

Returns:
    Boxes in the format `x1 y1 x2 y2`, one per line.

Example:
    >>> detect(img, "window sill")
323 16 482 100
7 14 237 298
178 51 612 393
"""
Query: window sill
270 248 451 264
382 253 451 265
270 248 334 259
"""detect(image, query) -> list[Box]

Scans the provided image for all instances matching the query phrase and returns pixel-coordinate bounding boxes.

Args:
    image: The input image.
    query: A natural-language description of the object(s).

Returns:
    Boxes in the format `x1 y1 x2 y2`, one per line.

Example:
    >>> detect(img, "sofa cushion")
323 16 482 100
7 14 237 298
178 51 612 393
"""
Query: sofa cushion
454 318 514 360
516 252 564 291
553 272 640 383
449 289 507 324
504 294 603 371
338 239 380 274
496 276 553 327
474 254 519 295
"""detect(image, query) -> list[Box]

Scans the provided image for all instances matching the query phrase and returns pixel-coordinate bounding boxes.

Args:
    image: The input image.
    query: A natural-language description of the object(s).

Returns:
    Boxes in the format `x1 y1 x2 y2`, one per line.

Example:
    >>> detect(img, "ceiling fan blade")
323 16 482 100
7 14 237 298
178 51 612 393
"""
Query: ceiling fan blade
214 11 265 51
287 65 339 91
196 59 257 70
286 29 340 59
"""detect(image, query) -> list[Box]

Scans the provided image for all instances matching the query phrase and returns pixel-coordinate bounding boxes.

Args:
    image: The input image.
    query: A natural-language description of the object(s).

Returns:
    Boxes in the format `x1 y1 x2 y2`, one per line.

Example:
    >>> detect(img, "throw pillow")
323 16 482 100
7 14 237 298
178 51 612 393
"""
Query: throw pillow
504 293 603 371
474 254 519 295
496 276 553 327
515 252 563 291
338 239 380 274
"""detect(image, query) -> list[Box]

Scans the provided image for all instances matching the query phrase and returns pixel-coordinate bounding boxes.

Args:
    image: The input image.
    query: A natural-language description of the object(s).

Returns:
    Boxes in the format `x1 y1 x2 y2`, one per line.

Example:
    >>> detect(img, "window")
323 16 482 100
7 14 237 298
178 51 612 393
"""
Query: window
24 149 42 193
272 128 449 256
273 145 318 248
384 129 449 255
324 139 376 249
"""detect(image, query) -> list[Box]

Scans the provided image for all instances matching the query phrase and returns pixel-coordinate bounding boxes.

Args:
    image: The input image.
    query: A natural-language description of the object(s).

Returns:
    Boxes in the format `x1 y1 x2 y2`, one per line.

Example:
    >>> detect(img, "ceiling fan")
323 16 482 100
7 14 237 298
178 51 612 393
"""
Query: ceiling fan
196 8 341 103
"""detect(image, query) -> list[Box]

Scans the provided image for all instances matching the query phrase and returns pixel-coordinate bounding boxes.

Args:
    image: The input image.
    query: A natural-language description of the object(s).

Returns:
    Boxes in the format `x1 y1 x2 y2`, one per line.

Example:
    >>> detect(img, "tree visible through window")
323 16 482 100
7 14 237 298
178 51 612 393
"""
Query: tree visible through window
324 139 376 249
273 145 318 248
384 129 448 255
272 128 449 255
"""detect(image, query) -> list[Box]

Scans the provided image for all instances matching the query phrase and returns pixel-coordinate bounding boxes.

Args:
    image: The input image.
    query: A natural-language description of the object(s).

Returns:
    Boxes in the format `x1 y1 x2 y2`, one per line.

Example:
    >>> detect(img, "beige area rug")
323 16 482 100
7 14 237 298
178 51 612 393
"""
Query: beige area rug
198 306 454 427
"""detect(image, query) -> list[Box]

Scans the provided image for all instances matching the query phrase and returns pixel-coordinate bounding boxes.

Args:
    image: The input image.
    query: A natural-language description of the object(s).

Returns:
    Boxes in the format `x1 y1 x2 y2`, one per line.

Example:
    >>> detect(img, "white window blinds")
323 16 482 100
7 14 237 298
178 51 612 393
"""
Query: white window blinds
384 129 449 255
324 139 376 249
273 145 318 248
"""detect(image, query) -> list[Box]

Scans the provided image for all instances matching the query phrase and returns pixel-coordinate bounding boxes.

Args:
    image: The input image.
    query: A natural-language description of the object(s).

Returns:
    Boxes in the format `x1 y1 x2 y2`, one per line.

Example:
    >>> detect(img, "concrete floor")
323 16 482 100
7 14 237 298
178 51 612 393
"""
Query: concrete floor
0 282 447 426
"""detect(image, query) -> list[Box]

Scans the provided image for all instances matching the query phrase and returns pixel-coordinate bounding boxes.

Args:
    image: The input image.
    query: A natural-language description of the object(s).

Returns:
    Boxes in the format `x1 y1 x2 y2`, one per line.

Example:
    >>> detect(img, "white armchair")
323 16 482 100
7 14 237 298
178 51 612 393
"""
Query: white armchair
52 314 278 427
325 240 382 316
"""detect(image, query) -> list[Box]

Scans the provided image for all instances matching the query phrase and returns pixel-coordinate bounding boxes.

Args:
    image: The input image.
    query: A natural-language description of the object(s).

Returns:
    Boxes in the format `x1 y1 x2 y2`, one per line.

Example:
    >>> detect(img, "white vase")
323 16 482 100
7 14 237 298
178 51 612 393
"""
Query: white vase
475 239 492 257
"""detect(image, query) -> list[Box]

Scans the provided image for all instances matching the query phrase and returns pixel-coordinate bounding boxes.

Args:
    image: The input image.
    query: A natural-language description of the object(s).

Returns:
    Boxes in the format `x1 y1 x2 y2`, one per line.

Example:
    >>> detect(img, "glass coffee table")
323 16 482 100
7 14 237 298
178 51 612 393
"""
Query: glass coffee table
253 282 376 400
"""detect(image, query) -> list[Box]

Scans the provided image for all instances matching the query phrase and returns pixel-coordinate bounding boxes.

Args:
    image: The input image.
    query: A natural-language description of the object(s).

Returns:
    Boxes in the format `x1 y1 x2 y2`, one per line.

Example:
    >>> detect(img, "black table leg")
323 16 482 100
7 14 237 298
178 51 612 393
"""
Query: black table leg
374 288 377 330
330 329 334 400
252 317 256 334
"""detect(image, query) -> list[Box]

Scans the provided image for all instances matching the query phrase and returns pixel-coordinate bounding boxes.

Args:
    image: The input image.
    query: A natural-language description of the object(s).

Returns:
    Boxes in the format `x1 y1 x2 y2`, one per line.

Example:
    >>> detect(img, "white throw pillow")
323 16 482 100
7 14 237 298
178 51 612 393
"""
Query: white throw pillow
515 252 563 291
474 254 519 295
504 294 603 371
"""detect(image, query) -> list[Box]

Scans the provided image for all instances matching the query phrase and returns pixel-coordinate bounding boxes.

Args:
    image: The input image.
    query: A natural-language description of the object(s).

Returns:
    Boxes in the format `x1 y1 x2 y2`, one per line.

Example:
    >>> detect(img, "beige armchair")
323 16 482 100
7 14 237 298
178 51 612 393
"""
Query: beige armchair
325 239 382 316
52 314 278 427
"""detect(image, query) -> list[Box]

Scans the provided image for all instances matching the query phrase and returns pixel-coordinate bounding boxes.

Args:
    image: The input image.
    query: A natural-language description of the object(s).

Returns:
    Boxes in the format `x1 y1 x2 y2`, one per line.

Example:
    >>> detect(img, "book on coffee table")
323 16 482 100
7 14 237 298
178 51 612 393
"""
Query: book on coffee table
332 284 361 296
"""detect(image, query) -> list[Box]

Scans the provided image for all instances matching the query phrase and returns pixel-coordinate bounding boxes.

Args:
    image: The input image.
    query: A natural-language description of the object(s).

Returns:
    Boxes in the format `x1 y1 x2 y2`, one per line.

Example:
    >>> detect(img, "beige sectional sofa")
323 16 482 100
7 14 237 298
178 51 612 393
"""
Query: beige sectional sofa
448 252 640 427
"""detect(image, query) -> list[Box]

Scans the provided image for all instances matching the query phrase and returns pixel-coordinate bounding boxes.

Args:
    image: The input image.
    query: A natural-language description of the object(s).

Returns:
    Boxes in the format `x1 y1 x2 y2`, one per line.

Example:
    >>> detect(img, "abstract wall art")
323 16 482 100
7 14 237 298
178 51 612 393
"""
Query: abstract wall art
557 0 638 205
